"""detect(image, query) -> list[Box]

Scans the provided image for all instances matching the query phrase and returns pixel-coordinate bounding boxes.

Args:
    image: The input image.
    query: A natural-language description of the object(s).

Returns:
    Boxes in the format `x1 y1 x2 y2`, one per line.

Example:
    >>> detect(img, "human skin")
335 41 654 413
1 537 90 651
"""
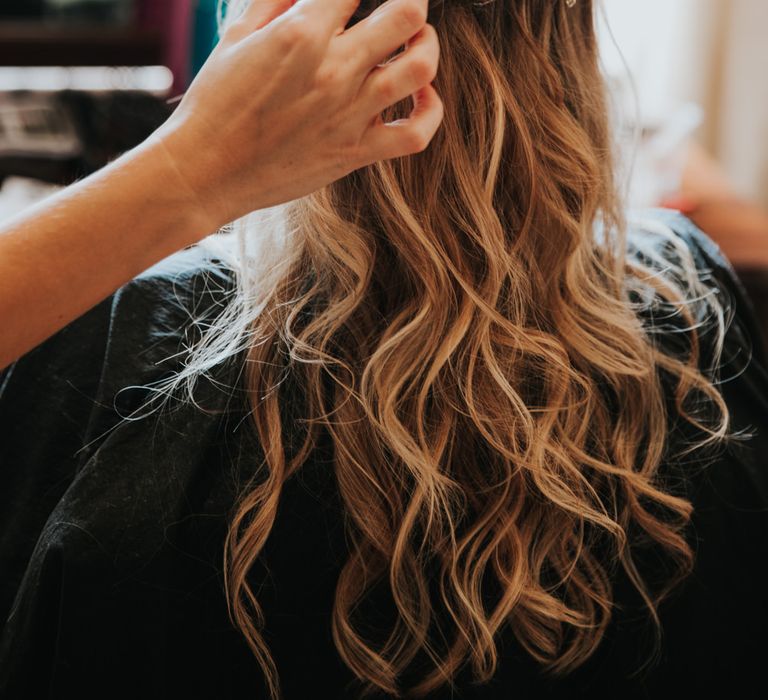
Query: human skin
0 0 443 370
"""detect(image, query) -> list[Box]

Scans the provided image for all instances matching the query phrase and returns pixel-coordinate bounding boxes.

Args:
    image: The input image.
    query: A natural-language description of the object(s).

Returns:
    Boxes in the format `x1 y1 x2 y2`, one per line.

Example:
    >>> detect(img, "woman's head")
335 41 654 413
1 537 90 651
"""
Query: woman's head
347 0 618 323
187 1 733 697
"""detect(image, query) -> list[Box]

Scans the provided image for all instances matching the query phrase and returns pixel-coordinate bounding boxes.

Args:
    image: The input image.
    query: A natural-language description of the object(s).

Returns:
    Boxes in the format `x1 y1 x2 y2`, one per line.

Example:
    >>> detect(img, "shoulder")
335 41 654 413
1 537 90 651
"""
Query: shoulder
625 208 768 370
621 213 768 641
625 207 744 308
624 208 768 471
627 208 768 492
0 248 262 692
0 242 239 461
116 241 237 351
627 207 732 270
5 241 236 376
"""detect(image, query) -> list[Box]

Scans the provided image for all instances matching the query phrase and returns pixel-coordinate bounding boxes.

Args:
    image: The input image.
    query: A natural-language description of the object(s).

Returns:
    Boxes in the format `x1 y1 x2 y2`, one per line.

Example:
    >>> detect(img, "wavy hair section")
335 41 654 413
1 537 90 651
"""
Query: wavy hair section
167 1 741 697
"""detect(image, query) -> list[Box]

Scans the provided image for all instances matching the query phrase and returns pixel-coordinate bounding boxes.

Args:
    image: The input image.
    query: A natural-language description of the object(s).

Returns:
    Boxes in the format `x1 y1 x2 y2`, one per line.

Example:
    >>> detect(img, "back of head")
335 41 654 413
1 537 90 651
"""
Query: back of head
195 1 732 697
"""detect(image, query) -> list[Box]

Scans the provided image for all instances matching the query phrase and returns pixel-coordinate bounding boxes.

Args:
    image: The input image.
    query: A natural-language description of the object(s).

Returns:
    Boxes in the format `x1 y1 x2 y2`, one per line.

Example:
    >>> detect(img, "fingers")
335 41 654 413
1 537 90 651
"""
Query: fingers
358 24 439 117
359 83 444 164
341 0 429 70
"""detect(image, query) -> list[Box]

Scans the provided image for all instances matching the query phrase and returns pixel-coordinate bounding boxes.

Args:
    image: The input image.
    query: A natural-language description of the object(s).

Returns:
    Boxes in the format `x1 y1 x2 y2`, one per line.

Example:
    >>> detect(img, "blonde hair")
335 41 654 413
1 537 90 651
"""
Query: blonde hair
170 1 739 697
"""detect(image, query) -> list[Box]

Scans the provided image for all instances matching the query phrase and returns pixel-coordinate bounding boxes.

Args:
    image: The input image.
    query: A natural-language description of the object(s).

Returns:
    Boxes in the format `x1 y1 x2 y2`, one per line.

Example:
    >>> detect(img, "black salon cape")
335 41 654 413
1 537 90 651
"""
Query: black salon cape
1 211 767 699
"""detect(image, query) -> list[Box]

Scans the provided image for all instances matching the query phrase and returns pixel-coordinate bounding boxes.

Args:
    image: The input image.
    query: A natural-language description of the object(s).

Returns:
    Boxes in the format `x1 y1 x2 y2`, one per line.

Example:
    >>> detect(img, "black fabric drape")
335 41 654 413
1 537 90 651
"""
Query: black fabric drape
1 211 767 699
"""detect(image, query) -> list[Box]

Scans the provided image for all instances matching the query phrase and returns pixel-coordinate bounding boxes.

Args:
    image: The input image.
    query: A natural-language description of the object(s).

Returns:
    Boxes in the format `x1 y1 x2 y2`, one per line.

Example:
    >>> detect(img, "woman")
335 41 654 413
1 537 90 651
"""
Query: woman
1 0 767 698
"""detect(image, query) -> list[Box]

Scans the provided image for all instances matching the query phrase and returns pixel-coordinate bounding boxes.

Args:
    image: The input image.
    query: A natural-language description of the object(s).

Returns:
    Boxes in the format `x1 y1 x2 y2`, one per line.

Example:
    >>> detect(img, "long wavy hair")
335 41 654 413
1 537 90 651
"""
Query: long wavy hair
170 0 738 697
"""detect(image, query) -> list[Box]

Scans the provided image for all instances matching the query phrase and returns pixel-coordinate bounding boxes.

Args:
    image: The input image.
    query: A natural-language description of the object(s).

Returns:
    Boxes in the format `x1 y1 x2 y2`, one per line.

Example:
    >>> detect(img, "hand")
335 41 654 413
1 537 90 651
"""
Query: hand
149 0 443 233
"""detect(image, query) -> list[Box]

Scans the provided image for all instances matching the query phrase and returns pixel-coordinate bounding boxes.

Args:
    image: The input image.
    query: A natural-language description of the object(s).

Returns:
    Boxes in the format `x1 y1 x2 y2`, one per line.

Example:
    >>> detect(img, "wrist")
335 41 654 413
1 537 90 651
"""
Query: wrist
140 127 225 243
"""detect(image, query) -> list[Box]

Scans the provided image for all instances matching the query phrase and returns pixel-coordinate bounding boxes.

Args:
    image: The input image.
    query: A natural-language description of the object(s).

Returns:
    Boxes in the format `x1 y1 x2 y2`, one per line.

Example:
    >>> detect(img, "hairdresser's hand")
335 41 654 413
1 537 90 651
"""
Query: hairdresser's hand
0 0 442 370
152 0 443 232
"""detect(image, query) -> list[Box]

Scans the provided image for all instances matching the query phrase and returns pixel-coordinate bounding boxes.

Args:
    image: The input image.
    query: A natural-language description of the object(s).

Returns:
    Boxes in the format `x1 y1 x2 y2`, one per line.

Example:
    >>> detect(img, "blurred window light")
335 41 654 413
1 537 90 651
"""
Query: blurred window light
597 0 702 209
0 66 173 94
597 0 696 123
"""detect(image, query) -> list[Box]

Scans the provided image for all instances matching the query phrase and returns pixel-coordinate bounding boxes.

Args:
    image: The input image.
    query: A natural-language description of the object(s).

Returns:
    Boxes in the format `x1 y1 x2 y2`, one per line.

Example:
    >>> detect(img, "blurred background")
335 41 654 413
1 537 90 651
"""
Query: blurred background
598 0 768 343
0 0 766 341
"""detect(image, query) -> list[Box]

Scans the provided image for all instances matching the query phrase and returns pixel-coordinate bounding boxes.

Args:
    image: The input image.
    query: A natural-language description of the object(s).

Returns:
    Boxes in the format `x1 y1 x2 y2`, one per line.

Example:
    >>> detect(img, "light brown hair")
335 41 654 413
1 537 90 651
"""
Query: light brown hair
178 0 735 697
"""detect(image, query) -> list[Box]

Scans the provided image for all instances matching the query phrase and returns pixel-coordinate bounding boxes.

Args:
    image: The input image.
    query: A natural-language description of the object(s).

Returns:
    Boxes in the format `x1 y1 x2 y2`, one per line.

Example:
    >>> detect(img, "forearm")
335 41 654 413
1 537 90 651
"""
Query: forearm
0 0 442 370
0 139 213 370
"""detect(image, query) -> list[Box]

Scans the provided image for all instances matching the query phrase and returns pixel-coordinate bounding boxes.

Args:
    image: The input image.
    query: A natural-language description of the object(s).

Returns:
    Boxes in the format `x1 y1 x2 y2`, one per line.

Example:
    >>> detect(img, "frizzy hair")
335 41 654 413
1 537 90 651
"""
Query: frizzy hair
168 0 737 697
